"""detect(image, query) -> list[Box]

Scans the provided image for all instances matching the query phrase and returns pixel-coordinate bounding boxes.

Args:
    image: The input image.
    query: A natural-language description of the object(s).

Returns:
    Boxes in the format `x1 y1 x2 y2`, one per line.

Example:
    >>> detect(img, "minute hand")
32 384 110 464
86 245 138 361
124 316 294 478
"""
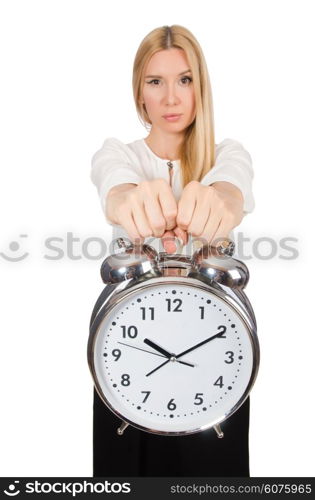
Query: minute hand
176 327 226 359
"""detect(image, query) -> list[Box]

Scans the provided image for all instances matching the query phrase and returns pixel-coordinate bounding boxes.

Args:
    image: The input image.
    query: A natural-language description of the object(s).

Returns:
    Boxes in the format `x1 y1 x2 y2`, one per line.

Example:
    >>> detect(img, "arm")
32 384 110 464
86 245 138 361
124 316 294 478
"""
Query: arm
176 139 254 246
91 138 183 251
105 183 138 225
210 180 244 227
200 138 255 214
211 181 244 203
90 138 144 225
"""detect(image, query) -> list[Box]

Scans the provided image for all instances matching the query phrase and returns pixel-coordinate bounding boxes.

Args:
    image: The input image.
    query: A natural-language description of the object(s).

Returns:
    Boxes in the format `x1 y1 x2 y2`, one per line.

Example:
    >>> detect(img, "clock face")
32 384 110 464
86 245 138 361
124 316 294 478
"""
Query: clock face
93 281 255 434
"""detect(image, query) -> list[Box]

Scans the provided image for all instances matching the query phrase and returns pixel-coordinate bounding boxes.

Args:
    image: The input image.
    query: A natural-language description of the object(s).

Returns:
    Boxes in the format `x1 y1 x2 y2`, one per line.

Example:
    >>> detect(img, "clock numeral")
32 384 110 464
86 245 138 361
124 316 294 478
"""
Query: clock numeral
140 307 155 320
112 349 121 361
166 298 182 312
121 374 130 386
141 391 151 403
194 393 204 405
224 351 234 364
199 306 205 319
121 325 138 339
214 376 224 388
167 398 177 411
217 325 227 338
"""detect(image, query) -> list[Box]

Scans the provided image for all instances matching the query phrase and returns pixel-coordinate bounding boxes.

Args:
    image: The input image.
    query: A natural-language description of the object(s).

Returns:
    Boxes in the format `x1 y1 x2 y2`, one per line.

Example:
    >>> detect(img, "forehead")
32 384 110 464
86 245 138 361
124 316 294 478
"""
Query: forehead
145 48 190 76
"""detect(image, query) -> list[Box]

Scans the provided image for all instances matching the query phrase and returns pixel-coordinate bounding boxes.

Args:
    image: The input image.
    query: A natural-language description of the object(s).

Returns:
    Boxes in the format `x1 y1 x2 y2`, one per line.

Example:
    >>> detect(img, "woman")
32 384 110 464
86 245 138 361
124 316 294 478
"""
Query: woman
91 25 254 477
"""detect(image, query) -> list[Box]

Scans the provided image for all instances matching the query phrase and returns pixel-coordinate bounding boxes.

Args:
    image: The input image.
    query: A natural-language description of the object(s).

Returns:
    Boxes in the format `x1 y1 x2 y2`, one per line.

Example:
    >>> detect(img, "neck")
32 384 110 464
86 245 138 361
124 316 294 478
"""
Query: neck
145 128 184 161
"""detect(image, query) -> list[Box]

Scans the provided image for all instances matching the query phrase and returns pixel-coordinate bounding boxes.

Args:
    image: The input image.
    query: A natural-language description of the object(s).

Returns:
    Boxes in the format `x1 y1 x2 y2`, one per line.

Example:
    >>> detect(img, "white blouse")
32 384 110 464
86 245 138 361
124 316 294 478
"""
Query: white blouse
90 136 254 254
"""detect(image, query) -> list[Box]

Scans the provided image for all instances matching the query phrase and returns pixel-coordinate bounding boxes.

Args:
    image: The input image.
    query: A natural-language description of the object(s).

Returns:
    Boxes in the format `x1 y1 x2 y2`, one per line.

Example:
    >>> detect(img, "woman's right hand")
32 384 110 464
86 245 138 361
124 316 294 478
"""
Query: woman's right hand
106 179 188 252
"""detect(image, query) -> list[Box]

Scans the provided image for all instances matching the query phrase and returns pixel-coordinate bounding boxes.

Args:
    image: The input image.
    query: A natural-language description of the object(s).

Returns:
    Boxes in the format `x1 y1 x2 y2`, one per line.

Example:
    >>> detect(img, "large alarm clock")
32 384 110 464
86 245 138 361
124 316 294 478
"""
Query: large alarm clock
88 238 259 438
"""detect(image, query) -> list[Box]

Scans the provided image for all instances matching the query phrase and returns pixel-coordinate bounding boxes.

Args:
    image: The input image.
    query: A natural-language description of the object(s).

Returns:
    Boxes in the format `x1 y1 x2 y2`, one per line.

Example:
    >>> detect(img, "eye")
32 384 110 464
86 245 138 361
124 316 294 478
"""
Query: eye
145 76 193 86
146 79 161 85
180 76 193 85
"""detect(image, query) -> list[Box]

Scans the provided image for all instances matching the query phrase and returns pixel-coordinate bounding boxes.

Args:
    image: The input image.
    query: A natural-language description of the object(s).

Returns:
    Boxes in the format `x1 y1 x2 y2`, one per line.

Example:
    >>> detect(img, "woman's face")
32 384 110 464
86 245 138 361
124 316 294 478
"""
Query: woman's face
140 48 196 133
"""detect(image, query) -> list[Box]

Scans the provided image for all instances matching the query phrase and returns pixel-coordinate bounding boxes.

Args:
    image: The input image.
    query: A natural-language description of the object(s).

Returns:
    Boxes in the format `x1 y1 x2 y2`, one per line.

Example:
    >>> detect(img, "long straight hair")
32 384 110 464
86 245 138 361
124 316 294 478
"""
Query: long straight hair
132 25 215 187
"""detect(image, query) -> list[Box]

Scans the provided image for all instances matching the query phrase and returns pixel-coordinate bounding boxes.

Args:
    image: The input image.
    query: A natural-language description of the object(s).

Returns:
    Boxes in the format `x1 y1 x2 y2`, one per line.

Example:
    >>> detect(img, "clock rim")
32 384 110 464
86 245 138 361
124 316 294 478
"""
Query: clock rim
88 276 259 436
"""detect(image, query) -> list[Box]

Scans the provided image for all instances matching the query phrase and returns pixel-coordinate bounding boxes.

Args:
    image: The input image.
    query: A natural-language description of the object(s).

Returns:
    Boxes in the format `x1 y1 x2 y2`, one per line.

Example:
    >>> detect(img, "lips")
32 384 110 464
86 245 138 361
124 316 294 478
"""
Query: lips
163 113 183 122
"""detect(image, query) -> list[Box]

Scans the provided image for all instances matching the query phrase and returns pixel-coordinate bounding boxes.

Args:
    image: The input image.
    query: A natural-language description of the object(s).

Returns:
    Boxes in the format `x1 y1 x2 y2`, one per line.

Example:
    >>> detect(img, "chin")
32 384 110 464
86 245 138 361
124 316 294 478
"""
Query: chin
162 122 188 133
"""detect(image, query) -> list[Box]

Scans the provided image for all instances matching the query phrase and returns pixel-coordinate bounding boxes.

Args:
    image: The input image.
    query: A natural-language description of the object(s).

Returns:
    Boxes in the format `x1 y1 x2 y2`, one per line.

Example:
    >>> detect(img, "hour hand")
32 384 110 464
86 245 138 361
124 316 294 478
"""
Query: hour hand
143 338 172 358
143 338 195 369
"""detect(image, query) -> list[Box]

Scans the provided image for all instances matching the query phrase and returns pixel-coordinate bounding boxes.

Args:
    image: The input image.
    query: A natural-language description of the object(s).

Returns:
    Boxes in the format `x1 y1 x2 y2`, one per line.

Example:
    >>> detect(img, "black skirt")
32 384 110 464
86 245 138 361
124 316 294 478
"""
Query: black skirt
93 389 250 477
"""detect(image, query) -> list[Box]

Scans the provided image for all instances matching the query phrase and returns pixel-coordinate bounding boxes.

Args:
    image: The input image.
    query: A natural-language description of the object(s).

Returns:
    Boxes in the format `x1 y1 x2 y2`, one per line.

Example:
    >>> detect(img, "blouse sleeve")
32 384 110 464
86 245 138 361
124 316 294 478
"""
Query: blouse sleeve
90 137 144 225
200 138 255 214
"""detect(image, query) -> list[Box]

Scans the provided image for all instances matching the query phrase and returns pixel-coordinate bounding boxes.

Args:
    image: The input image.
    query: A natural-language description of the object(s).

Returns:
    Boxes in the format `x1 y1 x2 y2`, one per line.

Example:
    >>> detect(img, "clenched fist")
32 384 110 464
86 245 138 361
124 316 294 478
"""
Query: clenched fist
105 179 244 253
176 180 244 246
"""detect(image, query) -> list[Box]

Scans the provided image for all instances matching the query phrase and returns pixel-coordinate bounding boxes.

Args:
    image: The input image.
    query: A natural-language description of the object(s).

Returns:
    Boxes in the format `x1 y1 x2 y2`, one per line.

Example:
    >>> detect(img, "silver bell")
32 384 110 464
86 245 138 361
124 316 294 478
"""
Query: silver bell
190 240 249 290
100 238 161 284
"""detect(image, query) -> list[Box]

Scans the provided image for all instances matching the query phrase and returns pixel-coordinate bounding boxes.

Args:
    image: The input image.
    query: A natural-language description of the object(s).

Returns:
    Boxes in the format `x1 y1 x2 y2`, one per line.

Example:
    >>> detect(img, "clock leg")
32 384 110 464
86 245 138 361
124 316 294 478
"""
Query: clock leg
117 420 129 435
213 424 224 438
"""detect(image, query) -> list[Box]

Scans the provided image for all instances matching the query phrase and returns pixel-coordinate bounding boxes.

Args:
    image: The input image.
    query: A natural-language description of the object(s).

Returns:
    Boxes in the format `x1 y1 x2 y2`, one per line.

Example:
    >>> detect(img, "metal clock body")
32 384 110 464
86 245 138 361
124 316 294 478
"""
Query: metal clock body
88 239 259 438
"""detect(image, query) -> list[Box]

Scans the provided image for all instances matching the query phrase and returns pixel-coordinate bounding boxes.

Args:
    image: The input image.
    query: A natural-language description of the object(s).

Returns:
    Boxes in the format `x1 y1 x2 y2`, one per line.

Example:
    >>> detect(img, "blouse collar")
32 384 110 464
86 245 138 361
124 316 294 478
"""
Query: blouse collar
141 138 180 163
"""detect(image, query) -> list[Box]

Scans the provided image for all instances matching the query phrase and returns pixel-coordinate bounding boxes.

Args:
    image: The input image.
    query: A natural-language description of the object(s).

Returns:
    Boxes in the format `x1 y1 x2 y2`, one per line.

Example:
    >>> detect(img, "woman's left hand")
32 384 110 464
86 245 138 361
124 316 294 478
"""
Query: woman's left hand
175 181 244 246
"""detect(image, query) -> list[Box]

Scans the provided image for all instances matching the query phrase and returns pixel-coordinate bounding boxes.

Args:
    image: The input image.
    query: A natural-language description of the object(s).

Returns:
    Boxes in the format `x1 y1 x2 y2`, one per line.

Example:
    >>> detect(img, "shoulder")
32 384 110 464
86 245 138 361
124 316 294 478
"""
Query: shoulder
215 138 247 154
96 136 130 153
215 138 252 163
99 136 145 151
91 137 142 165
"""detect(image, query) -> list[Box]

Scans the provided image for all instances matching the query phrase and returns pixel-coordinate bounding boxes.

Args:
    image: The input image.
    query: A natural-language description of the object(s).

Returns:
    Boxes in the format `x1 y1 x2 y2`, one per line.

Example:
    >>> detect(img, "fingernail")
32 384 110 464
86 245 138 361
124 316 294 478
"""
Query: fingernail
164 240 177 253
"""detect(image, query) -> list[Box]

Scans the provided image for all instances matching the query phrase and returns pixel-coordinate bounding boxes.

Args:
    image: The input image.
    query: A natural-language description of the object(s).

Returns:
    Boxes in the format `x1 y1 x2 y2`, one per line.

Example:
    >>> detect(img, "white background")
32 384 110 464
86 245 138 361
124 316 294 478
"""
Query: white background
0 0 314 477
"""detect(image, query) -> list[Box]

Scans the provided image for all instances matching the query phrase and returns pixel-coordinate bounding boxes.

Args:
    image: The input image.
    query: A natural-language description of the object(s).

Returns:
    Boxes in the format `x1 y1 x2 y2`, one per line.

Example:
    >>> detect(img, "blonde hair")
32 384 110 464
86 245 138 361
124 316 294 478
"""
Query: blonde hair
132 25 215 187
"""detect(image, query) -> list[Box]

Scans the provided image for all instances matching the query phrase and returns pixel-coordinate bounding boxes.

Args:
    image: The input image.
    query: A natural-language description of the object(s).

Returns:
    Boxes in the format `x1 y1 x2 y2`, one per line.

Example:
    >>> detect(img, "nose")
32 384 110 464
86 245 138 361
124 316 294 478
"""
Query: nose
163 82 180 106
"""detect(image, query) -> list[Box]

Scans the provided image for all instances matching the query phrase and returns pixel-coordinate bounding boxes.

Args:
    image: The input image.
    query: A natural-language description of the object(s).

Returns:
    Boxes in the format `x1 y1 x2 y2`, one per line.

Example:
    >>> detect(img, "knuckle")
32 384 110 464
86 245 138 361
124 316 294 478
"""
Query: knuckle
216 199 226 210
164 209 177 220
224 209 236 221
177 217 190 228
151 220 165 232
139 229 152 238
188 227 200 237
153 230 164 238
188 222 203 236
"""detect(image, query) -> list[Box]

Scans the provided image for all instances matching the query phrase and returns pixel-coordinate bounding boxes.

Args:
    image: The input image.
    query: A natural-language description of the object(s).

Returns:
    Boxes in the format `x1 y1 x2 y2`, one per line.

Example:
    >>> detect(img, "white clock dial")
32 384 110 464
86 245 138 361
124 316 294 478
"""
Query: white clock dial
93 282 254 434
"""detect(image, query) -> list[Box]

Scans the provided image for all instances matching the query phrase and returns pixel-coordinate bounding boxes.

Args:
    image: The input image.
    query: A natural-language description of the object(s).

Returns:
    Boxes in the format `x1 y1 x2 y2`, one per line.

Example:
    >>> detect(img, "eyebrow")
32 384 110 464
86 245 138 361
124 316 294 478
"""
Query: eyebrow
145 69 192 78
